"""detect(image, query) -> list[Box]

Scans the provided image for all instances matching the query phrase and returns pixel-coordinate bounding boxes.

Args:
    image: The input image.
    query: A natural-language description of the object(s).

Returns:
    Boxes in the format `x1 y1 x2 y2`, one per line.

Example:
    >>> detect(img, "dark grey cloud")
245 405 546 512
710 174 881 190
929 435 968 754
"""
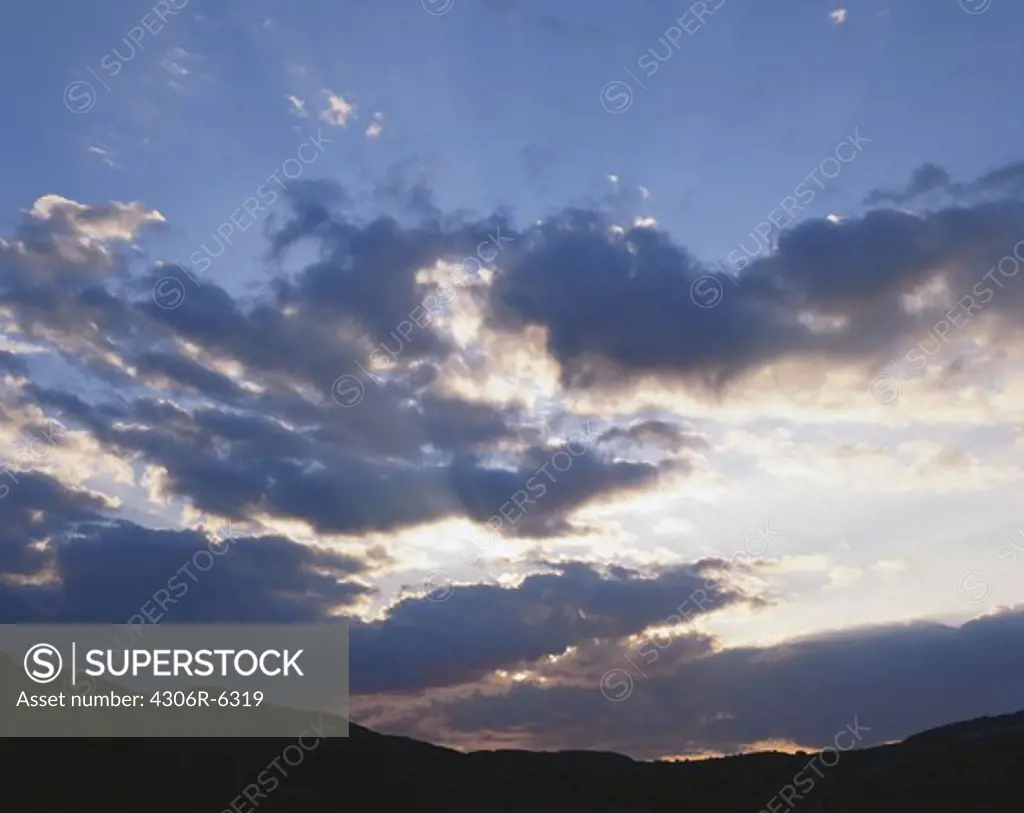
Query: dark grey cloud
0 471 108 580
8 161 1021 429
4 471 1020 762
9 161 1024 413
4 161 1023 563
0 350 28 376
2 168 1024 761
864 160 1024 206
972 160 1024 198
597 420 709 455
0 471 375 624
351 558 753 693
13 381 669 539
4 189 668 540
447 443 679 539
863 163 956 206
486 211 800 391
366 158 442 222
487 166 1024 393
0 474 756 702
131 350 247 402
372 607 1024 759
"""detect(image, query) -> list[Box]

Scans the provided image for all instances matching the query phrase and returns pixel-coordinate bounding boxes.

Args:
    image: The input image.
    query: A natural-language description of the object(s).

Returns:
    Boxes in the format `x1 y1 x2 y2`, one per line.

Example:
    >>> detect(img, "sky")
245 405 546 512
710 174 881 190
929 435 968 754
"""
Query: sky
1 0 1024 759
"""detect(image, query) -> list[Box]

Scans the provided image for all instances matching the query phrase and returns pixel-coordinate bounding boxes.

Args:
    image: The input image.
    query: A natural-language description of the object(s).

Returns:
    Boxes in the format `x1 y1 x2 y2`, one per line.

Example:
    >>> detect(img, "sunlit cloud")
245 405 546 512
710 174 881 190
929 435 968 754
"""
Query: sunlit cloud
320 89 355 126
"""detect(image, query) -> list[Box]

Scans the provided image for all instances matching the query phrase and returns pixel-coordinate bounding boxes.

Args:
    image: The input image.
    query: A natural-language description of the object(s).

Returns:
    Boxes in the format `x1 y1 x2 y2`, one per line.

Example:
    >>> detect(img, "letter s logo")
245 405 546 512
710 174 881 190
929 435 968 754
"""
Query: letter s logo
24 643 63 683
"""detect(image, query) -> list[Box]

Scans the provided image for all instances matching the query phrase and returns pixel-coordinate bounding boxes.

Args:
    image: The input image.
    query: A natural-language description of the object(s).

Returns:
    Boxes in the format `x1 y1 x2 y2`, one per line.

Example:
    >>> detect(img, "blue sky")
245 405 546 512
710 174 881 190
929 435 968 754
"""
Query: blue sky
1 0 1024 758
4 0 1022 270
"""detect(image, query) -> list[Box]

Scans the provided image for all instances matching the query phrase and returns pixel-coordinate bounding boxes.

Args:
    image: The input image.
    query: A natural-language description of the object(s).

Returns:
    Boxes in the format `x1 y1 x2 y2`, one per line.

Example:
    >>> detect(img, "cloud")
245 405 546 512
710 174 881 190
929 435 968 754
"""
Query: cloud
864 160 1024 206
0 474 758 702
351 559 756 693
27 194 164 244
87 145 115 169
484 162 1024 400
864 163 956 206
152 46 201 83
15 379 675 539
360 607 1024 758
320 90 355 126
1 184 698 542
0 471 377 624
596 420 709 456
2 162 1024 759
365 112 384 139
286 94 308 118
4 164 1024 549
161 49 190 76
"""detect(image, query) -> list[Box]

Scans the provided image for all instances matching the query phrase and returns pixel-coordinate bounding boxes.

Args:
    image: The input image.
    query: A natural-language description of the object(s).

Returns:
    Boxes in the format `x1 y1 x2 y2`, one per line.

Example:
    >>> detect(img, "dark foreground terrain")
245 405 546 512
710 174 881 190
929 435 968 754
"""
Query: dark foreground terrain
2 708 1022 811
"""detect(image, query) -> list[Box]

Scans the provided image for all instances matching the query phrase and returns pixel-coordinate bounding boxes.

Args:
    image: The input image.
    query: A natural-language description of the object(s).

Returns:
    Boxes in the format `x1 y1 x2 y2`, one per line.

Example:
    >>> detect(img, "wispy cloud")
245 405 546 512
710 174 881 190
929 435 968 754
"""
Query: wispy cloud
365 112 384 138
320 90 355 126
87 144 115 168
286 94 308 118
160 46 196 76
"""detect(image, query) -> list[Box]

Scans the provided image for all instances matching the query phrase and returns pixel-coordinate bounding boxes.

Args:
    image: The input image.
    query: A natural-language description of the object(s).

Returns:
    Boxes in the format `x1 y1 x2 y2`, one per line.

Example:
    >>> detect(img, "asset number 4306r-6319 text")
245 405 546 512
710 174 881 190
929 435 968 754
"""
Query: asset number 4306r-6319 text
149 690 264 707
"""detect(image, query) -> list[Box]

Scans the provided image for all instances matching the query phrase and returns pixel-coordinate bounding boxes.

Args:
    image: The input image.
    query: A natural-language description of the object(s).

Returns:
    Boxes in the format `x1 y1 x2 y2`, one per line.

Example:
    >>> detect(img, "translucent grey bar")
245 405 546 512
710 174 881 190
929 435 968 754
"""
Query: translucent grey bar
0 624 349 737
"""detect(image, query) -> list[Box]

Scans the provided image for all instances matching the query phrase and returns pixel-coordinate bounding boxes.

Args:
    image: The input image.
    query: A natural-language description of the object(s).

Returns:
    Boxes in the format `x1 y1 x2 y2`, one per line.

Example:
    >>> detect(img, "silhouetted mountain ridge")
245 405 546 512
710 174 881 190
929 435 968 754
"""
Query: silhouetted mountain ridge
3 703 1022 811
3 649 1021 810
903 708 1024 743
